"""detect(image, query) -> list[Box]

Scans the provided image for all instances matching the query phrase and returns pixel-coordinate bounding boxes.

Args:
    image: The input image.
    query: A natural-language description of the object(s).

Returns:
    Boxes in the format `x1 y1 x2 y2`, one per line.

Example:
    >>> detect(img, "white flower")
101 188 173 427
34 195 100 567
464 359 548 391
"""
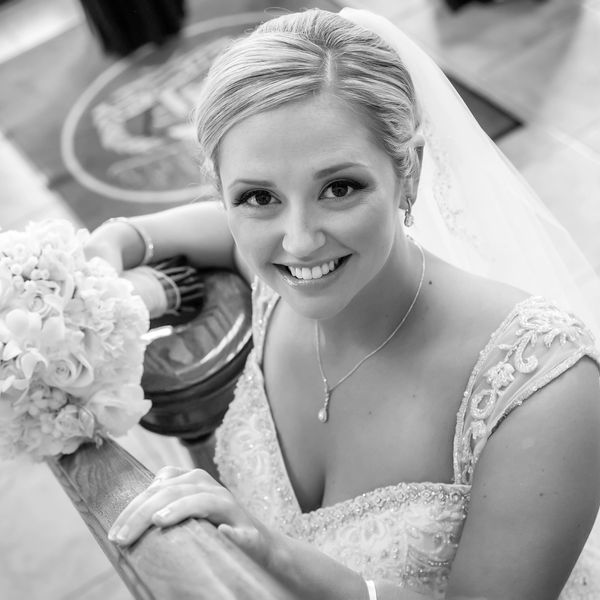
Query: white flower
0 219 149 461
43 353 94 394
53 404 95 439
87 384 151 436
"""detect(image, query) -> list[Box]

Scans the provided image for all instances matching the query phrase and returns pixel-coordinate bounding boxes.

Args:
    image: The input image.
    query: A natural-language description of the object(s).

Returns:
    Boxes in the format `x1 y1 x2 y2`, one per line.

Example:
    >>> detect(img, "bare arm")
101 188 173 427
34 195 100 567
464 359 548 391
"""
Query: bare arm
85 201 253 282
446 357 600 600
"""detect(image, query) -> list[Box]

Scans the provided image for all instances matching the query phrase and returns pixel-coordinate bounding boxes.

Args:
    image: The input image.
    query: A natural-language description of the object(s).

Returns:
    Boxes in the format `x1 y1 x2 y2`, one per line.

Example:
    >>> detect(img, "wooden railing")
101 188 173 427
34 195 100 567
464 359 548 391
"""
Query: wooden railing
47 438 294 600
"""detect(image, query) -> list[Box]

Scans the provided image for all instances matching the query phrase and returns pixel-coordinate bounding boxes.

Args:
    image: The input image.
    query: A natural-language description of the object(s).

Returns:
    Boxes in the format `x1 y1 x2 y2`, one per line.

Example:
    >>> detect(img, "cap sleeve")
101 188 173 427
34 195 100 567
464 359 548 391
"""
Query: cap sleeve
454 296 600 485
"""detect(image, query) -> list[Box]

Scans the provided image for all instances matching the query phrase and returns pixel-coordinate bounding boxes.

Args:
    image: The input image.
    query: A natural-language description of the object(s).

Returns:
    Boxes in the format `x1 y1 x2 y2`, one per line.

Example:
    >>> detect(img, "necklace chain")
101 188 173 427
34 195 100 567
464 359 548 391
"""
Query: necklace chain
314 241 426 423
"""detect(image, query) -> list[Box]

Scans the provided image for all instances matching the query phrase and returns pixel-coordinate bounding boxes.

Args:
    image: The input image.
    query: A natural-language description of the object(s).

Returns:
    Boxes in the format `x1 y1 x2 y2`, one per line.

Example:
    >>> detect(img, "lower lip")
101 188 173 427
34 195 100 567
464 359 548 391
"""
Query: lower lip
276 257 350 288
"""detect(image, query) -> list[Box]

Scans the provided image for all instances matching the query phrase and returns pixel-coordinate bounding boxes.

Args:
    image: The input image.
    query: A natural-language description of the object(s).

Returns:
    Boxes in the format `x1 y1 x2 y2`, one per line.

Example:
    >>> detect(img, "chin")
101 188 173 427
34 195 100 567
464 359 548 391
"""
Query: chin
277 287 353 322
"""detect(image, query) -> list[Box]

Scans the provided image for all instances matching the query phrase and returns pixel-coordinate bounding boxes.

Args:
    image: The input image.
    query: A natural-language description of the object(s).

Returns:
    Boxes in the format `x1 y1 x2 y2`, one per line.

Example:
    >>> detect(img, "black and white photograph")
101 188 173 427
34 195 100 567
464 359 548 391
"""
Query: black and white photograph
1 0 599 598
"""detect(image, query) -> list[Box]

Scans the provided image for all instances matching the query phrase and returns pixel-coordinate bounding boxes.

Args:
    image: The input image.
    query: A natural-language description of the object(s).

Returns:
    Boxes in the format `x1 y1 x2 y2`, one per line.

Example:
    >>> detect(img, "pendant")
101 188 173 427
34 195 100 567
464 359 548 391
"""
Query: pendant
318 406 328 423
318 391 330 423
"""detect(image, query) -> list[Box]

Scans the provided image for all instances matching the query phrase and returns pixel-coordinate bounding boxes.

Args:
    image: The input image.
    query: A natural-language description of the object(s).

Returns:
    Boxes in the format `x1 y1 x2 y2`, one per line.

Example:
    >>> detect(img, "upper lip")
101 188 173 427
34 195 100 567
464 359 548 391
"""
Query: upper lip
276 256 348 268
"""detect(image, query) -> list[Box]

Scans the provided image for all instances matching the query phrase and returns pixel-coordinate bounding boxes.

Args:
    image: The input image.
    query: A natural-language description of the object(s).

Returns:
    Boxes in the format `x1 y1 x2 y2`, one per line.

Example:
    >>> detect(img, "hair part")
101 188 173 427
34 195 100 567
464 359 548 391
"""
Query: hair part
193 9 422 189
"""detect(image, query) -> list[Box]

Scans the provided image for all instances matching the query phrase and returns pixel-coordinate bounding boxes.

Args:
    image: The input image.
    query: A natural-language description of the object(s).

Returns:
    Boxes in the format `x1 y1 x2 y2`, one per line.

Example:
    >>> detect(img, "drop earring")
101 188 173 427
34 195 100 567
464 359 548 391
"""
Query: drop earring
404 197 415 227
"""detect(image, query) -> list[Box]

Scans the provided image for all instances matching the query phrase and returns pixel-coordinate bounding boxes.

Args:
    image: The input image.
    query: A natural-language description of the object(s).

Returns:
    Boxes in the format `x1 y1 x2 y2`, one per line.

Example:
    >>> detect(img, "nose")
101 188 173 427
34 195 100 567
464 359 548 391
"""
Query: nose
281 203 326 258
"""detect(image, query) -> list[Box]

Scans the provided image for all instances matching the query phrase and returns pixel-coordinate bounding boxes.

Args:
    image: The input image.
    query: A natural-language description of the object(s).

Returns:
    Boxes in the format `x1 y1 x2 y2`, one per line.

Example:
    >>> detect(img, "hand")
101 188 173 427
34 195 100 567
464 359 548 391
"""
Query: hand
109 466 373 600
107 466 274 568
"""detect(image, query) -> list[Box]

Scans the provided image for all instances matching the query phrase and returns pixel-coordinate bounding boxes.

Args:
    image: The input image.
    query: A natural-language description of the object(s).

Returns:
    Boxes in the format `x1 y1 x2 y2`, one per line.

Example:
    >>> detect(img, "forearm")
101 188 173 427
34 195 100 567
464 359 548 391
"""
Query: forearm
270 532 366 600
89 201 237 272
271 532 426 600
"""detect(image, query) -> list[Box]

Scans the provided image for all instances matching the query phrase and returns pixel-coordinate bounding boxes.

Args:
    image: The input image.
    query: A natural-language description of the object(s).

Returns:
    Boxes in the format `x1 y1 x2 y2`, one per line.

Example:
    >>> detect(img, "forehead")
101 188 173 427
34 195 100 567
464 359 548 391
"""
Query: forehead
217 94 391 180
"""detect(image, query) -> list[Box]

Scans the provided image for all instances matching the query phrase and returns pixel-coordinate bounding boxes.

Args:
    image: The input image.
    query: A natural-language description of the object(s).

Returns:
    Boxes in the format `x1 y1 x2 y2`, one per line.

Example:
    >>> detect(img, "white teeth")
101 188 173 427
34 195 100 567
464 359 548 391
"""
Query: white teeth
287 258 344 280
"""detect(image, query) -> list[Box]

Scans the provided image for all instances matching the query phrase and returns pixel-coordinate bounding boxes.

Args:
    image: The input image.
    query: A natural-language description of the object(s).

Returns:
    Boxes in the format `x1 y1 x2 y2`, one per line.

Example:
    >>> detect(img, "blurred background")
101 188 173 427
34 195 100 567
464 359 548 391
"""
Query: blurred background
0 0 599 598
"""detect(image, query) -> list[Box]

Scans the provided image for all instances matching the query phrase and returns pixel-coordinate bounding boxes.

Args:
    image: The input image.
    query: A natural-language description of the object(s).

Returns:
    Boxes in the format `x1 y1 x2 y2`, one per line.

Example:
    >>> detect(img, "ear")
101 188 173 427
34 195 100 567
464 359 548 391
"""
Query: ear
400 134 425 210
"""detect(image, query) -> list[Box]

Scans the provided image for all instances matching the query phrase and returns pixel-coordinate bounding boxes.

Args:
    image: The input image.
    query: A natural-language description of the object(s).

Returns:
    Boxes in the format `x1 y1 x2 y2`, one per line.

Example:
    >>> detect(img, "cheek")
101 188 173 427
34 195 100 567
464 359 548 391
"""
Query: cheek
227 214 274 266
346 203 399 253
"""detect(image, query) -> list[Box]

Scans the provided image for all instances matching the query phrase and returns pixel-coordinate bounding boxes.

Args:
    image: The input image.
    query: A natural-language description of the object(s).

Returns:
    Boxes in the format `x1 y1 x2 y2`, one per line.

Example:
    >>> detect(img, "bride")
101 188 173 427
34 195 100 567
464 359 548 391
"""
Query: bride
85 8 600 599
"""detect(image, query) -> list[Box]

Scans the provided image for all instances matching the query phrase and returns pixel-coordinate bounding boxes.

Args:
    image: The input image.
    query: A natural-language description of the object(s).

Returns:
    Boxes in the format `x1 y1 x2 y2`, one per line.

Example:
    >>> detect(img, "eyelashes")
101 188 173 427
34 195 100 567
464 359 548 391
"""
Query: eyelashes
321 179 365 199
234 189 273 207
231 178 367 208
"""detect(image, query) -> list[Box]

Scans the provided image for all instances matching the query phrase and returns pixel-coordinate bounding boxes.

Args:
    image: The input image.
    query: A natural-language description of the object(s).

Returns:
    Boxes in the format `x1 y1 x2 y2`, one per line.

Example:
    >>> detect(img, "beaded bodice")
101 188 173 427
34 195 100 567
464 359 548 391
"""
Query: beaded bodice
214 279 600 598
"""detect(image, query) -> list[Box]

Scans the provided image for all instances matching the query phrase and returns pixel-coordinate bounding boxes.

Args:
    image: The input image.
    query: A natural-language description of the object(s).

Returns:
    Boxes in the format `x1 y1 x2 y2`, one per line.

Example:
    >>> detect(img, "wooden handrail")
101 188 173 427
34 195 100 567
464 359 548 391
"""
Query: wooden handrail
47 438 294 600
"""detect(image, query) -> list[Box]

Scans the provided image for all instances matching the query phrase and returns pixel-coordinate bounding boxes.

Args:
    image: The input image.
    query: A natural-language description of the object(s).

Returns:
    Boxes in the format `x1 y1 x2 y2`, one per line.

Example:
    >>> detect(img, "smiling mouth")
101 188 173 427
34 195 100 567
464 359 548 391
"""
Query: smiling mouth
278 255 350 281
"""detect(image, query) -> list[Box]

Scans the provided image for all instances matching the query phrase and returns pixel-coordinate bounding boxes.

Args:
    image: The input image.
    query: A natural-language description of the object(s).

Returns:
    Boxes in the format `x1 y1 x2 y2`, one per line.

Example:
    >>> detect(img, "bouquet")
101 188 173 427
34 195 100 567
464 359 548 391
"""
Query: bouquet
0 220 151 461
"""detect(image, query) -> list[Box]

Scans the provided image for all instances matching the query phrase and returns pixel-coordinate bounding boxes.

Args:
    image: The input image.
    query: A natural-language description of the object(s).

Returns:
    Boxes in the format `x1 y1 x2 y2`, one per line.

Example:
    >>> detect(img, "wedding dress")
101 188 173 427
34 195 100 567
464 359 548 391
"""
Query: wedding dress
214 278 600 599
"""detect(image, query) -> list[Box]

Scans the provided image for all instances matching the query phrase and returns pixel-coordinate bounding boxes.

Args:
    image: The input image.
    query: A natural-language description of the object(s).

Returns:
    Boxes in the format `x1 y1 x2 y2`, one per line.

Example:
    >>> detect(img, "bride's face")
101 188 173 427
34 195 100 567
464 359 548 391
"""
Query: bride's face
218 93 406 320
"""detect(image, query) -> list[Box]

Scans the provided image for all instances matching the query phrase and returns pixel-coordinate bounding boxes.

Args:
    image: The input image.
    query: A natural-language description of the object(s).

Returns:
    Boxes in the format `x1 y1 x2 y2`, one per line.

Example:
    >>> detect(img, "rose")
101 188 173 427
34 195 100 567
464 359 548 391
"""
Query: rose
53 404 95 439
43 353 94 393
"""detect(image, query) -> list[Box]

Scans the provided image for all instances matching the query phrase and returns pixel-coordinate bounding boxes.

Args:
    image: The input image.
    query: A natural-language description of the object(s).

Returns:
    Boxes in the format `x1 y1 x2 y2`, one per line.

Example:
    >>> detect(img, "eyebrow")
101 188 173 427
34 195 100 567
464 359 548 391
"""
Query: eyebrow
228 162 367 191
315 162 367 178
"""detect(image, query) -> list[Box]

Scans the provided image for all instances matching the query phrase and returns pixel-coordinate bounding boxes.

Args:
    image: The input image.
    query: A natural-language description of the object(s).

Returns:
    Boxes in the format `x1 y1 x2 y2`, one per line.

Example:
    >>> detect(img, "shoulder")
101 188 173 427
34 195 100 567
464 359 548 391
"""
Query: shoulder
448 357 600 598
454 289 600 480
423 252 529 346
425 253 597 364
428 252 600 482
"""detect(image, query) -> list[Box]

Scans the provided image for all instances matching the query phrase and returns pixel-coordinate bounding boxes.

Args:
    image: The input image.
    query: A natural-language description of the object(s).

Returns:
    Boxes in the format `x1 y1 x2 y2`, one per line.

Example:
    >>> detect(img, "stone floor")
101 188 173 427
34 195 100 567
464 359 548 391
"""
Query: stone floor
0 0 599 598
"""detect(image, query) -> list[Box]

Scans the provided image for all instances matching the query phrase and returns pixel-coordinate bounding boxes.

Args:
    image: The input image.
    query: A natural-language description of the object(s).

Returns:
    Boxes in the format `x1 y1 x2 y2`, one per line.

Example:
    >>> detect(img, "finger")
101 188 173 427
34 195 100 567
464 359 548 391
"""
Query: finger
150 465 188 486
154 467 218 487
109 468 222 538
151 492 239 529
111 468 214 530
109 483 202 544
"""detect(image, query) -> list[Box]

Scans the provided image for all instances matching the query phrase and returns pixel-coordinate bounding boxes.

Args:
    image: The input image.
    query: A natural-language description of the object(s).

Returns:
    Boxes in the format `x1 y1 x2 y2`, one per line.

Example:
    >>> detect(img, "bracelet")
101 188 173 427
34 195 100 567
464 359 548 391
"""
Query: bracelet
364 579 377 600
103 217 155 266
154 268 182 314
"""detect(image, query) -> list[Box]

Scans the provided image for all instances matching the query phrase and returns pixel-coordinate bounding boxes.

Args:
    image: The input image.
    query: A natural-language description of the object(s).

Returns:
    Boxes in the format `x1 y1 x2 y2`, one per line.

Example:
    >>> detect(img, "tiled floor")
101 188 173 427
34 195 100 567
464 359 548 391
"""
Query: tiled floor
0 0 599 598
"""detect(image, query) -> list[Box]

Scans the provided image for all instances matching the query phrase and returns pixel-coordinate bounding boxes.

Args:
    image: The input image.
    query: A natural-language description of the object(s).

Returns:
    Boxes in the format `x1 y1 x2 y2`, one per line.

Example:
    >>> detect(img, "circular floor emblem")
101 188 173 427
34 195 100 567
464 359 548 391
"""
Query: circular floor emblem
61 13 265 204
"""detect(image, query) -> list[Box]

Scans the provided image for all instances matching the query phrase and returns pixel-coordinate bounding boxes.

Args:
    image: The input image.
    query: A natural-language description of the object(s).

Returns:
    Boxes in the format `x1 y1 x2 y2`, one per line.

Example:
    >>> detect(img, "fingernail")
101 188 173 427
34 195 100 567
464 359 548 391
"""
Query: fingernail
115 526 129 543
155 508 171 520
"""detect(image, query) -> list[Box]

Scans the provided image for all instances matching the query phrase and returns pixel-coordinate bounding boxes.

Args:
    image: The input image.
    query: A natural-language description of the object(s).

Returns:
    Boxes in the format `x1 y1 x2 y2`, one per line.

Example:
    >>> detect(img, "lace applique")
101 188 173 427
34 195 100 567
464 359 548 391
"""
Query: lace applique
454 296 600 485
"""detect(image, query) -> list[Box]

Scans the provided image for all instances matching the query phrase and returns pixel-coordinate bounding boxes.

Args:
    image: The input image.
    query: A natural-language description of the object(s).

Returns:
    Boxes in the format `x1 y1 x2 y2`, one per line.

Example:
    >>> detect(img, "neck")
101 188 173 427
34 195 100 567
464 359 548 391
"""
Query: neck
316 234 425 357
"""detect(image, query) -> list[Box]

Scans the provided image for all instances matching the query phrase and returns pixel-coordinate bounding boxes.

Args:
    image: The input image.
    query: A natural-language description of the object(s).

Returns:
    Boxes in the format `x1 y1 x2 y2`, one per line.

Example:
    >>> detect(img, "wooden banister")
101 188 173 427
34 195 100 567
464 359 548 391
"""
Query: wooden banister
47 438 294 600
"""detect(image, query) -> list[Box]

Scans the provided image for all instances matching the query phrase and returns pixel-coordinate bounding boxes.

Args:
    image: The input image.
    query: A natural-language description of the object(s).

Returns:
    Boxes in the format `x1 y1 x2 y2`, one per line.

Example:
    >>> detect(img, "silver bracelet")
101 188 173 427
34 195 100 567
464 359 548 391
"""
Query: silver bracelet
365 579 377 600
103 217 155 266
153 268 182 314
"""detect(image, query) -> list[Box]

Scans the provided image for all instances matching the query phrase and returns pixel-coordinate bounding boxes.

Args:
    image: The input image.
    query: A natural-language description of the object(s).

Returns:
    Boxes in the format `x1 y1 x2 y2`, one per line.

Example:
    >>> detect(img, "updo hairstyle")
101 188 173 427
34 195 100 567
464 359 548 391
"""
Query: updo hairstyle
194 9 421 189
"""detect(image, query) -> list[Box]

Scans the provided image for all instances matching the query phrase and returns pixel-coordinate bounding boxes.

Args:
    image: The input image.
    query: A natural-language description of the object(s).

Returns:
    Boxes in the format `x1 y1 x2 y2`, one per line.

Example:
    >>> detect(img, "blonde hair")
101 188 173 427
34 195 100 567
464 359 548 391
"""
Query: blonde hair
194 9 421 188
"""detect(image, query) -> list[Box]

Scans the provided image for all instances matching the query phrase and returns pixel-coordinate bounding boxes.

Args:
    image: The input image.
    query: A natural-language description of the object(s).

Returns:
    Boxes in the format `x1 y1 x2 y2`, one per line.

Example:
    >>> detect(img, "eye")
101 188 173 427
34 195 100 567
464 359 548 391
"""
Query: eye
321 179 363 199
235 189 276 207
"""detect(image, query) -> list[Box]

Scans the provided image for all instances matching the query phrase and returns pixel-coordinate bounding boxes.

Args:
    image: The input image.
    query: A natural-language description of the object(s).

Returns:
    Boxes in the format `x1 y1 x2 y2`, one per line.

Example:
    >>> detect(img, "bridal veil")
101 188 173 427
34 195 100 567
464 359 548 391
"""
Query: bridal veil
340 8 600 341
